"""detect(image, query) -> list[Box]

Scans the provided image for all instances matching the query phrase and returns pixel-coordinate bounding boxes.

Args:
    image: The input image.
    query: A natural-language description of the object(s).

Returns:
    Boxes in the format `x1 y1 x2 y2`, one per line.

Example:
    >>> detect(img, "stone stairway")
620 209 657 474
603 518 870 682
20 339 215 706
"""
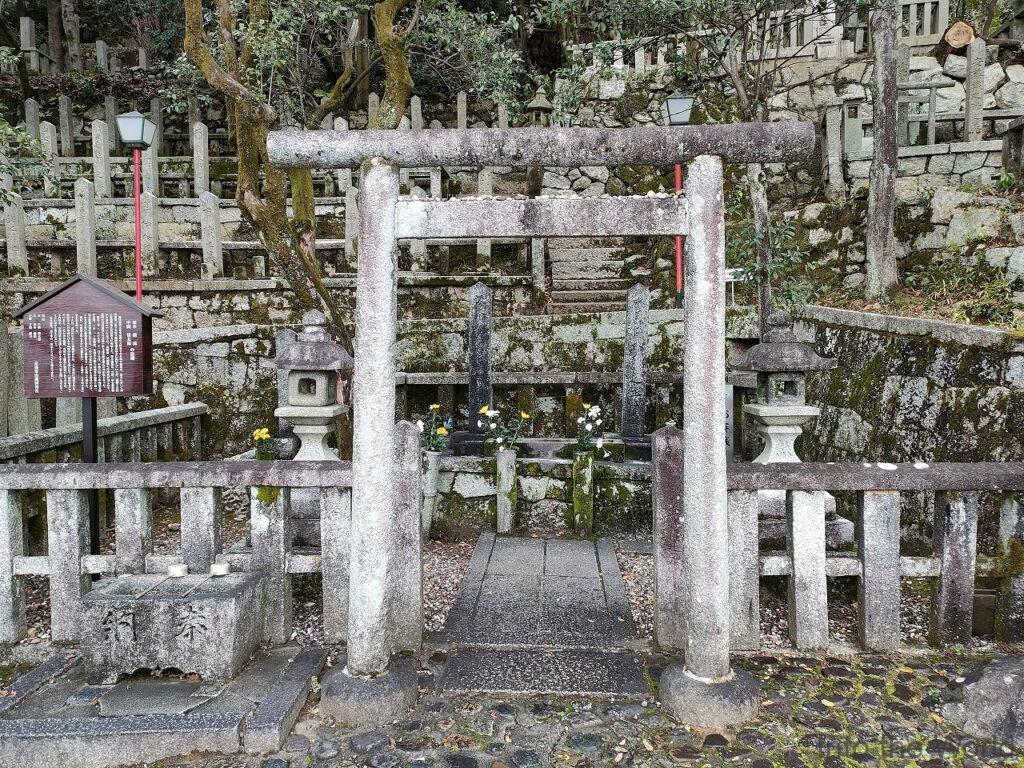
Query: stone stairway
547 239 631 315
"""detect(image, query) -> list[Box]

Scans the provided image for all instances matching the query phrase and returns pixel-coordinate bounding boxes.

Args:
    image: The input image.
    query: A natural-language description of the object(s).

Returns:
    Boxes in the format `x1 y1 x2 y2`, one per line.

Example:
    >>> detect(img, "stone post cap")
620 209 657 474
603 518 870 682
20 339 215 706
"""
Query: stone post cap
276 311 353 372
728 310 836 374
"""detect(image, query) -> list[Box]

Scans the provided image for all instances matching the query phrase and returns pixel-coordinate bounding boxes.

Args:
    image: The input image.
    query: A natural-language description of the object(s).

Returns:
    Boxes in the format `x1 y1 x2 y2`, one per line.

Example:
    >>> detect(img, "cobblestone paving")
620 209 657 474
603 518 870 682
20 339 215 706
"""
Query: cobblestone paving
152 650 1024 768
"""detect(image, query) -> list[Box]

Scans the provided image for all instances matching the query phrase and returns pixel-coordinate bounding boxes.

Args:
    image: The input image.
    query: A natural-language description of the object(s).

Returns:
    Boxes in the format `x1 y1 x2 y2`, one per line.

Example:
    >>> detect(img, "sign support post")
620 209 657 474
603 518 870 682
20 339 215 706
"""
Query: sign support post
82 396 100 555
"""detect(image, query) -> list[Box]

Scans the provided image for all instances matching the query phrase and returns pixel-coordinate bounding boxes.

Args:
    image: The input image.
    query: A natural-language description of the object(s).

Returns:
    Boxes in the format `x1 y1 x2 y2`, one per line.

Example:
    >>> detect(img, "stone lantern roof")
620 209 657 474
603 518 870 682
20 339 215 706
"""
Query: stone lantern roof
276 310 354 372
729 310 836 373
526 86 553 114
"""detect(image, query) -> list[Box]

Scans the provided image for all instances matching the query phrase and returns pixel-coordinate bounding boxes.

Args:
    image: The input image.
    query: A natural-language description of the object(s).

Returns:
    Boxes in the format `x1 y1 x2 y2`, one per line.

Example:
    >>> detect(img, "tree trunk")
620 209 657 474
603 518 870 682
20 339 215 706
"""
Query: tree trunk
866 4 899 300
59 0 80 71
746 163 774 338
46 0 64 71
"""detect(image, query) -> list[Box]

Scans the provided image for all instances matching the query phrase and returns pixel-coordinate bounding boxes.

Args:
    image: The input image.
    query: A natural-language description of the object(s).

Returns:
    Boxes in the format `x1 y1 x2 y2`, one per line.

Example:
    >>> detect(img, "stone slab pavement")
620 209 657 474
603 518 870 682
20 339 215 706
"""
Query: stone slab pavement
433 534 647 698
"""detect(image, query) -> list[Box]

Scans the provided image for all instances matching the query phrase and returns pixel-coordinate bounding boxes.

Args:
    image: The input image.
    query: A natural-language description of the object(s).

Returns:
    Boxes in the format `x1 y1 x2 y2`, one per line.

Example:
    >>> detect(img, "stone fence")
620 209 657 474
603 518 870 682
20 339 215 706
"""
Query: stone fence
1 457 1019 658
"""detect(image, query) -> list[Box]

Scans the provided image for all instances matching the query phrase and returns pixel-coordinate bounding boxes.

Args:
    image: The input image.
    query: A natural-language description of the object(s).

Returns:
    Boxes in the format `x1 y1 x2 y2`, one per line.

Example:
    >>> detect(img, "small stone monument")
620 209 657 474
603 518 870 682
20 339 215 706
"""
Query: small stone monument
274 311 353 542
730 310 852 547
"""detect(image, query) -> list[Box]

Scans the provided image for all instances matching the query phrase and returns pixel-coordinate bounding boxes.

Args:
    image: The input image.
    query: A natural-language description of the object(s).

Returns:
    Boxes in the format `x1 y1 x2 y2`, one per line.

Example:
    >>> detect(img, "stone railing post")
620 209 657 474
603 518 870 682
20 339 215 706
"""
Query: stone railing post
652 424 685 651
728 490 759 650
996 493 1024 642
114 488 152 574
321 486 351 643
964 38 985 142
4 194 28 277
497 104 509 129
6 329 41 435
58 95 74 157
531 237 545 291
0 490 26 643
410 96 423 129
250 486 292 644
787 490 828 649
91 119 112 197
40 121 58 196
46 489 91 643
392 420 423 651
660 154 759 730
344 185 358 261
367 92 380 123
468 281 493 426
192 122 209 194
620 284 649 440
95 39 108 71
858 490 901 651
149 97 163 155
333 118 353 192
823 100 846 199
181 487 222 573
457 91 468 129
572 449 594 535
142 146 159 196
74 178 97 276
475 169 493 268
24 98 40 139
141 191 159 276
422 450 441 539
104 96 118 151
199 191 223 279
930 491 979 646
19 17 38 72
496 447 516 533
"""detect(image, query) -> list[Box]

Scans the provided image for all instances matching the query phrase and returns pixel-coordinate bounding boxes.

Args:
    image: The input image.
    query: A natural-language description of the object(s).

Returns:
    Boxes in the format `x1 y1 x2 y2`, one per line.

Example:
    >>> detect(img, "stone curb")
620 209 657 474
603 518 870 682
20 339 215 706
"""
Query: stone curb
243 647 328 754
0 650 79 716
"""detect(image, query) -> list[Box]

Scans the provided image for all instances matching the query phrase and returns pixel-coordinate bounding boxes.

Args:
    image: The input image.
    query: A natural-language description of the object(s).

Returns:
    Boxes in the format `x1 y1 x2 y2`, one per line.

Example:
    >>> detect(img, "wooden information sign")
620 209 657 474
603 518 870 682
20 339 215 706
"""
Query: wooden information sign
13 274 160 398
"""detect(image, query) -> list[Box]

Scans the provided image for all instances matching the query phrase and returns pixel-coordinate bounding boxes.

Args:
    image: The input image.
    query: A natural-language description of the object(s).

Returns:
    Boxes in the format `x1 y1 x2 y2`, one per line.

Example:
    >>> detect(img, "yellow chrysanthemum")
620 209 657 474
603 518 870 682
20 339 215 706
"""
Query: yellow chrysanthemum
479 405 490 414
582 402 591 410
436 426 448 436
429 403 440 410
520 411 530 419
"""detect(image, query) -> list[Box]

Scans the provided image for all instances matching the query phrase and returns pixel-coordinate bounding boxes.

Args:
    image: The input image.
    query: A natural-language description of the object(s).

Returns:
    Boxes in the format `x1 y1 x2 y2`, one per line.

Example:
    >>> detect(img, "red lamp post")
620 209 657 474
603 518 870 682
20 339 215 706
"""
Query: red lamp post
661 91 695 309
115 111 157 301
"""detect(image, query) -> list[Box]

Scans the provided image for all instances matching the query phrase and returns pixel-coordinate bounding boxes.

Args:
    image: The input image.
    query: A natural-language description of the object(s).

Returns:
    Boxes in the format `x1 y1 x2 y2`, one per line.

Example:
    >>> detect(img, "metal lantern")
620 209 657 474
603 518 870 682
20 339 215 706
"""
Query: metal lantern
115 110 157 150
660 90 695 127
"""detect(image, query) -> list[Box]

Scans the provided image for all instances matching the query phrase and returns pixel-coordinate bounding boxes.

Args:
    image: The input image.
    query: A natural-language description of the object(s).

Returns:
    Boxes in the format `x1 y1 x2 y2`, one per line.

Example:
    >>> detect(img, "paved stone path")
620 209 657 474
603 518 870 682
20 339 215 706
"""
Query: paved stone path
432 534 647 698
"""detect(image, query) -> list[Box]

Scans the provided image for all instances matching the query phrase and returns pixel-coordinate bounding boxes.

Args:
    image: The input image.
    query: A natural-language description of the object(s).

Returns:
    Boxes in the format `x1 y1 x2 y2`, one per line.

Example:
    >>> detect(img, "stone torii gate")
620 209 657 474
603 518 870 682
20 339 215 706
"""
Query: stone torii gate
267 122 815 727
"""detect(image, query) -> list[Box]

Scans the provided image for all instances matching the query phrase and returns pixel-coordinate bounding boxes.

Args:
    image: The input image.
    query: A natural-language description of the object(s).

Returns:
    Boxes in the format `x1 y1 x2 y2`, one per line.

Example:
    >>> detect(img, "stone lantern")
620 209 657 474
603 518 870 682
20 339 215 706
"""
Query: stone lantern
274 310 353 463
730 310 852 546
526 86 554 127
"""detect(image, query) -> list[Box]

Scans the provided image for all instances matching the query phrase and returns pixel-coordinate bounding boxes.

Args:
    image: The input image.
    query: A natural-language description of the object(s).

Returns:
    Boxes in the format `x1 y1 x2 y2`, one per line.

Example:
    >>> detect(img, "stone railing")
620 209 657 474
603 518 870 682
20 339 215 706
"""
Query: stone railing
0 403 207 464
0 450 421 650
651 452 1024 651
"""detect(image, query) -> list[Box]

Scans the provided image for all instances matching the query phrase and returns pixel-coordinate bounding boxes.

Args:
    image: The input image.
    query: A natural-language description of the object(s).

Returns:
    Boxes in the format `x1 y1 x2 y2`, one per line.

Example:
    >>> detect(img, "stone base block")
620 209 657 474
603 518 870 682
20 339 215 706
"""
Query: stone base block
319 656 418 726
660 662 760 730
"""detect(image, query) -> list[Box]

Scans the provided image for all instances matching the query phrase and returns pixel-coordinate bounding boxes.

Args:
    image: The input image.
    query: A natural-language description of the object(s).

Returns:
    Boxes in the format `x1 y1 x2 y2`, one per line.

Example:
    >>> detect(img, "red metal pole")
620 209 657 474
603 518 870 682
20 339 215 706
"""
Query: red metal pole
133 147 143 302
674 163 683 308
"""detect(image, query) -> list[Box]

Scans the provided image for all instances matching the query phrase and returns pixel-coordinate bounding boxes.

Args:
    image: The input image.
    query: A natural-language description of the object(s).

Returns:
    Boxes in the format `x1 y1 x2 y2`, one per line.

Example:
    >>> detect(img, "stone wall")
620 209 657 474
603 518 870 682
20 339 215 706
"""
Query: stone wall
796 305 1024 545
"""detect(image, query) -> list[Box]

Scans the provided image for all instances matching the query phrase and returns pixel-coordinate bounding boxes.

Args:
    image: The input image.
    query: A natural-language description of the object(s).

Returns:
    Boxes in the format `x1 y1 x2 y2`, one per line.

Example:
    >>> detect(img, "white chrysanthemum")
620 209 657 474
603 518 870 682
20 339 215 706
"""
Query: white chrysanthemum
496 437 503 444
576 416 584 424
416 420 424 432
596 419 602 426
596 438 604 448
585 424 593 431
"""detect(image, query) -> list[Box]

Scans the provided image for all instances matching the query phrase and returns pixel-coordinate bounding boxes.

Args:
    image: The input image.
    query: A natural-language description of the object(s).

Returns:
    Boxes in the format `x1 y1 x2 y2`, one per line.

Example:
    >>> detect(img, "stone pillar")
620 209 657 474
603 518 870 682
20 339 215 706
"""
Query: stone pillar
468 282 493 428
496 447 516 533
652 425 685 651
91 120 112 197
620 284 649 439
149 97 163 155
24 98 40 139
193 122 209 194
0 328 8 438
5 194 28 277
75 178 97 276
531 238 545 291
728 490 760 650
180 487 222 573
6 329 41 434
996 494 1024 642
497 104 509 129
55 397 81 427
858 490 901 651
895 43 911 145
114 488 152 574
964 38 985 142
457 91 468 129
0 490 26 643
787 490 828 650
251 487 292 644
104 96 118 151
410 96 423 129
348 157 400 676
95 39 108 71
367 92 380 124
46 489 91 643
422 451 441 539
866 5 898 300
141 191 159 276
199 191 223 279
660 154 758 730
344 185 358 261
58 95 74 156
321 487 351 643
142 146 159 195
475 170 493 268
823 100 846 200
392 420 423 651
321 157 418 727
40 121 58 197
930 491 978 647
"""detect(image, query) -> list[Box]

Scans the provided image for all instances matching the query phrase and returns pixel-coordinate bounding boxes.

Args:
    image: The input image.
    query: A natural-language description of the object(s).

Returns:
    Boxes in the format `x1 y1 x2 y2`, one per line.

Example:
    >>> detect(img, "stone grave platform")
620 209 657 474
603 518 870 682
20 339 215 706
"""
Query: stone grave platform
0 646 325 768
433 533 649 698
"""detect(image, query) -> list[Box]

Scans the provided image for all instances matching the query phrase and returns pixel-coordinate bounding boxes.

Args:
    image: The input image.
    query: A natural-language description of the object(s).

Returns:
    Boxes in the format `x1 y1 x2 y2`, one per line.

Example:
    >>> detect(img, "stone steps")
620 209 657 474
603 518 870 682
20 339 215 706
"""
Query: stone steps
548 247 624 262
550 289 630 303
550 261 623 279
550 278 632 291
549 302 627 315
